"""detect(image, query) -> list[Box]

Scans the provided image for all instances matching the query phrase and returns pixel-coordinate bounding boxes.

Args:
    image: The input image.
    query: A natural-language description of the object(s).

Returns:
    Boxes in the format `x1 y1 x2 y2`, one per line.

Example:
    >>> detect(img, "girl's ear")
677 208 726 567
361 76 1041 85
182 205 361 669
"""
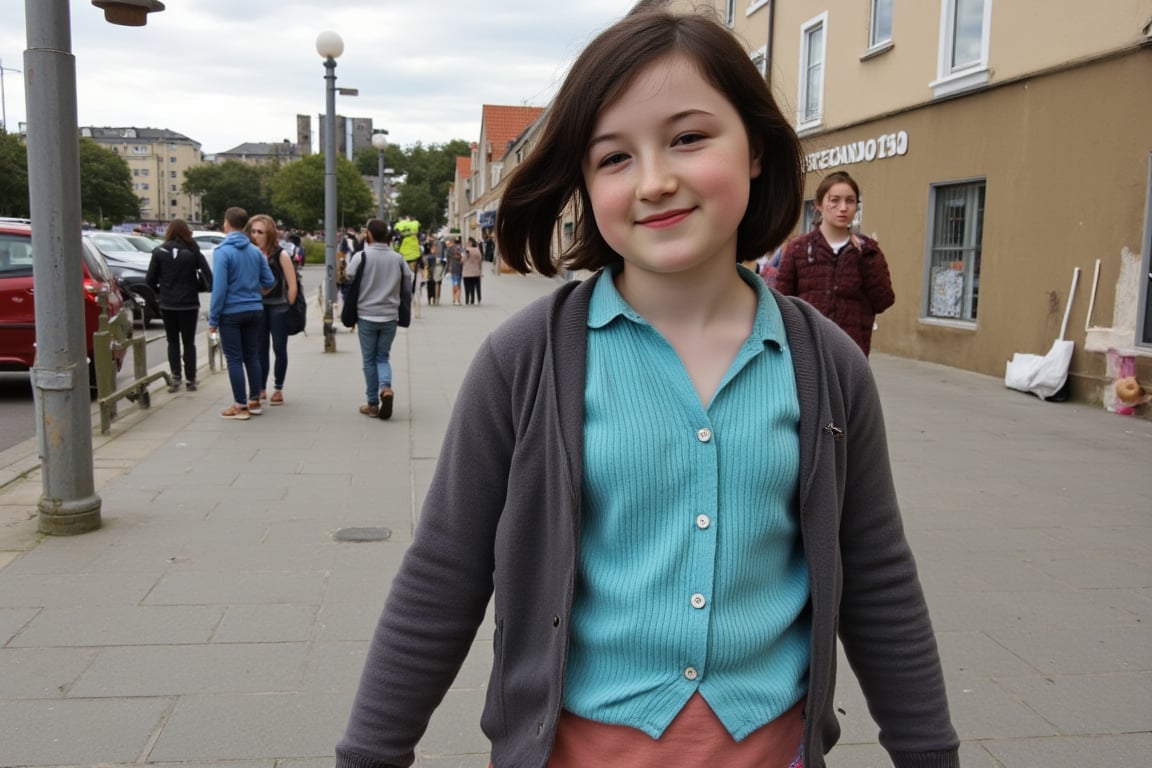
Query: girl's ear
749 138 764 180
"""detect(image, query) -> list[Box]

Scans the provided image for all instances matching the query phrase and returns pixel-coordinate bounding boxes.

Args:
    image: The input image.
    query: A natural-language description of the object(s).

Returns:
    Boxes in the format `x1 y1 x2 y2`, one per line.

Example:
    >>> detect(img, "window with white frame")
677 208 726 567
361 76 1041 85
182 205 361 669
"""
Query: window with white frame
797 13 827 130
925 180 985 322
932 0 991 96
751 44 767 79
869 0 893 48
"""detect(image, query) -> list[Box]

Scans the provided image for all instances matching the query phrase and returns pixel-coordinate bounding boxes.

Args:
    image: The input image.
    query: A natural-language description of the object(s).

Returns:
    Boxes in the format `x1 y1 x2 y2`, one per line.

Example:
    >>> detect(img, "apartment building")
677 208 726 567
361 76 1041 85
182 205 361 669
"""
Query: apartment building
81 126 204 224
213 140 303 165
709 0 1151 402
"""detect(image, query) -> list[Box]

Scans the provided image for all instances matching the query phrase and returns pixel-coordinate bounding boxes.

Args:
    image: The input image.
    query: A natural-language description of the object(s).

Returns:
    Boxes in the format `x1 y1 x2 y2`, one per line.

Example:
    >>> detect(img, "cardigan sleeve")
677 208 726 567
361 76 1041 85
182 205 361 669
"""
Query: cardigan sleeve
336 335 516 768
832 337 959 766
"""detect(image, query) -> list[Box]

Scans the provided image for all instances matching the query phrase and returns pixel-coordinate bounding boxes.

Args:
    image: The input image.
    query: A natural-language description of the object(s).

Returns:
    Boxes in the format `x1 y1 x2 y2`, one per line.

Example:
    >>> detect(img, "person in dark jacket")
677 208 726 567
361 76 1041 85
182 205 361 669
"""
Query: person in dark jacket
776 171 895 355
146 218 213 392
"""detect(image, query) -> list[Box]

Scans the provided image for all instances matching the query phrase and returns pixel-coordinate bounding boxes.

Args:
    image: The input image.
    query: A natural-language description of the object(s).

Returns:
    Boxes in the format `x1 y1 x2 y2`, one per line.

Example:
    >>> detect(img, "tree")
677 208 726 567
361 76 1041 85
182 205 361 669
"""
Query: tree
379 139 471 231
0 129 29 218
78 138 138 224
183 160 270 226
270 153 374 231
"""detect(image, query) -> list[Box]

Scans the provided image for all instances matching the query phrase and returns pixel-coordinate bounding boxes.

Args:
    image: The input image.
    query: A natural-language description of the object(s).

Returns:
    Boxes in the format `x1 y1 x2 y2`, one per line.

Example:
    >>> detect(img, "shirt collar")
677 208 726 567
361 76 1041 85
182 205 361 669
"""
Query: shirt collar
586 265 788 351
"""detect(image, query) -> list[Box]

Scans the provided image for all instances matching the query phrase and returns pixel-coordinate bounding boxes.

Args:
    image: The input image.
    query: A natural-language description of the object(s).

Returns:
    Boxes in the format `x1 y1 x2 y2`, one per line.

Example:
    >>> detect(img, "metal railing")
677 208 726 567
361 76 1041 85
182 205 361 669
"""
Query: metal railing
91 288 170 434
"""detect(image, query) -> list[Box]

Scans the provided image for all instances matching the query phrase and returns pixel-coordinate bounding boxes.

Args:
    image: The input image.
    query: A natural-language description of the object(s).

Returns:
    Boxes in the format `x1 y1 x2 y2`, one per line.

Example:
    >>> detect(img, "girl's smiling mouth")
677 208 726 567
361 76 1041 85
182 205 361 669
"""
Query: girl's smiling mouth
636 209 693 228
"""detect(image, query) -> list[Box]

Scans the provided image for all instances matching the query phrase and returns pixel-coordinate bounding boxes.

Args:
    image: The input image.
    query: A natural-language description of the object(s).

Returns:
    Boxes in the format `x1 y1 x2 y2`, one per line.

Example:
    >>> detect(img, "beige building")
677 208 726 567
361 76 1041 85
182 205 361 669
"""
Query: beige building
81 126 204 225
705 0 1151 405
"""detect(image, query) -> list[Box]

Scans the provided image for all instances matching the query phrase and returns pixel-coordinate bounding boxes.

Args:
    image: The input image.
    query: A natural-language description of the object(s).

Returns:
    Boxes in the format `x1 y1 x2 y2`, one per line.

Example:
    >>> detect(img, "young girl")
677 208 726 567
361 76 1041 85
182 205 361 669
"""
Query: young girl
337 10 957 768
776 171 895 356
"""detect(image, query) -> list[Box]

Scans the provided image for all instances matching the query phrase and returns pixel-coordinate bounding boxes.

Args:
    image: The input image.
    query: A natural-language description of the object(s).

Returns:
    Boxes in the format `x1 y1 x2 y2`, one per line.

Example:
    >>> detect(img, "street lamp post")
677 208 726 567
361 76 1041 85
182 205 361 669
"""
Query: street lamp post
316 30 343 353
371 129 389 221
0 58 22 132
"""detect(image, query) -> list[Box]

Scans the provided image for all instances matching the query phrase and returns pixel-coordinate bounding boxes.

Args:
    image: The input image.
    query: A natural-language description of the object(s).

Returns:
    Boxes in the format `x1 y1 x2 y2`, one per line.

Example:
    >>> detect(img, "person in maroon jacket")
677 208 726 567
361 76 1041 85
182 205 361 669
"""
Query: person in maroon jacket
776 171 894 355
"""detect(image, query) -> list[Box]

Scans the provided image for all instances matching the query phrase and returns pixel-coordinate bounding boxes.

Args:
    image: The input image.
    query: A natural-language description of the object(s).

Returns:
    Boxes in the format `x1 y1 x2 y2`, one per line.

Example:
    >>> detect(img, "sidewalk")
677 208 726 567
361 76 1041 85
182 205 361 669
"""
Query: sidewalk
0 271 1148 767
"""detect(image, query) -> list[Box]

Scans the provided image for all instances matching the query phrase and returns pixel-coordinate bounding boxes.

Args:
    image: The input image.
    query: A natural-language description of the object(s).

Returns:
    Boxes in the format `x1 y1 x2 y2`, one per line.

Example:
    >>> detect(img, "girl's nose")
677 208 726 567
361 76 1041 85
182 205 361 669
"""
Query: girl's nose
636 158 677 201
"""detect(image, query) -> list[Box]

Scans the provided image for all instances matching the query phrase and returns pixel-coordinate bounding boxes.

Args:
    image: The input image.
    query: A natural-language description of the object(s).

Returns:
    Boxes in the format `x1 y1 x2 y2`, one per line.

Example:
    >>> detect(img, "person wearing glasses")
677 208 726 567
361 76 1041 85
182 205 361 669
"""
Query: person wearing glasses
246 214 299 406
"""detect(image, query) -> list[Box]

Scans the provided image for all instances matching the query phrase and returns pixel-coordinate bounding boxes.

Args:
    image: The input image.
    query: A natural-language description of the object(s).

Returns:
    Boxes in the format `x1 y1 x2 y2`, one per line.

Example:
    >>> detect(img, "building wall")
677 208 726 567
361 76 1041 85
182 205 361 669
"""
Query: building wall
798 50 1152 394
86 130 204 224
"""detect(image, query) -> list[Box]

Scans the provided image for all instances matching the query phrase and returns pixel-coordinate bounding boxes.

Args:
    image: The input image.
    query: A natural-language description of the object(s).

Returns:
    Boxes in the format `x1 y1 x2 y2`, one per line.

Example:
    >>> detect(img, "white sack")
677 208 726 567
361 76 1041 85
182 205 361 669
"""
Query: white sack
1004 340 1074 400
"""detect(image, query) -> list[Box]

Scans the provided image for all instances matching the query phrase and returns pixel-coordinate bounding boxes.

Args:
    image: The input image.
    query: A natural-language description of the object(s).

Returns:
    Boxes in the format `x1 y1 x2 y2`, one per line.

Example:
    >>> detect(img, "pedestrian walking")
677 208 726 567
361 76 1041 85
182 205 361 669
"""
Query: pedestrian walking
346 218 412 420
775 171 895 356
146 218 213 393
462 237 483 304
208 207 275 420
445 237 463 305
246 213 299 406
336 9 956 768
425 237 445 305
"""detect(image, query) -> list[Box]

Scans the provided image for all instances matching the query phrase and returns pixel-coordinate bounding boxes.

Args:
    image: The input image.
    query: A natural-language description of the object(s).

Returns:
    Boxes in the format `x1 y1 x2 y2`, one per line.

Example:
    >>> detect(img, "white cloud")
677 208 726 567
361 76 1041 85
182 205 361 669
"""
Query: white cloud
0 0 635 153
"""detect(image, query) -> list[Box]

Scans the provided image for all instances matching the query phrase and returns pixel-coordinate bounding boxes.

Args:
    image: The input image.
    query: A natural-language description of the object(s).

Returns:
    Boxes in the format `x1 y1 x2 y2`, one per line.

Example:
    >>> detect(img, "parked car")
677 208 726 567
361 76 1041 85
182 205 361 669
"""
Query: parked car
83 232 159 328
0 222 131 393
191 230 225 274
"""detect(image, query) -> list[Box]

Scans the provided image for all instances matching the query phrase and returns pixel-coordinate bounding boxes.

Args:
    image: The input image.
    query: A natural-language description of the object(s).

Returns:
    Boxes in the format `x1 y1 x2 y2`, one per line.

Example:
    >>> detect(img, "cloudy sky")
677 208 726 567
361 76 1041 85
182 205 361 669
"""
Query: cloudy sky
0 0 640 154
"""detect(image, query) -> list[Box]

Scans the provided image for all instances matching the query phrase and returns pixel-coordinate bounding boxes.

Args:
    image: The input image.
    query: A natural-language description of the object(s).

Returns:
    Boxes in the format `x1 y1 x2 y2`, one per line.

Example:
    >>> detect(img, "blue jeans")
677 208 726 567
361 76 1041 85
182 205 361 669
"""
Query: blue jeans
219 310 263 405
357 318 397 405
259 304 289 391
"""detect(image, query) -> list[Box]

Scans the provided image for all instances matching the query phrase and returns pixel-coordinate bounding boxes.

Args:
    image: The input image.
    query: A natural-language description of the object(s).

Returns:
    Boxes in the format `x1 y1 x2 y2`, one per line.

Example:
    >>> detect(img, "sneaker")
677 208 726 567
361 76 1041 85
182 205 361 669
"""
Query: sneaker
220 405 251 420
378 388 394 420
185 380 197 392
167 378 181 394
247 400 263 415
270 390 284 406
259 390 268 401
359 403 379 417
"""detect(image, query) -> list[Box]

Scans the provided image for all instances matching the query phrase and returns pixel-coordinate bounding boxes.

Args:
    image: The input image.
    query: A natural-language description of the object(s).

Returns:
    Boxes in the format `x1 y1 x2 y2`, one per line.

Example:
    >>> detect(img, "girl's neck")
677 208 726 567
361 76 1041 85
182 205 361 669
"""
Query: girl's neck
820 221 851 242
614 261 753 329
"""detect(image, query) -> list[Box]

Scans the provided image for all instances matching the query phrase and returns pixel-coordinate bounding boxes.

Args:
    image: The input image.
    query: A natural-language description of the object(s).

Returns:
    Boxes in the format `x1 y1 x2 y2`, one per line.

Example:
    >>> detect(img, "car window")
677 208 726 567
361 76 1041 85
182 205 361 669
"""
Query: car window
0 233 34 275
81 239 115 282
89 234 135 252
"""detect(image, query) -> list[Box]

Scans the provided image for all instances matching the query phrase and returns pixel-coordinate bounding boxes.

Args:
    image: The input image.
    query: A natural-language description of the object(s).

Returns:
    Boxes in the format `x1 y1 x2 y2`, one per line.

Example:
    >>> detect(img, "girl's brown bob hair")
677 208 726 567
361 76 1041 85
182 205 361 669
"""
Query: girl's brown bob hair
496 9 803 277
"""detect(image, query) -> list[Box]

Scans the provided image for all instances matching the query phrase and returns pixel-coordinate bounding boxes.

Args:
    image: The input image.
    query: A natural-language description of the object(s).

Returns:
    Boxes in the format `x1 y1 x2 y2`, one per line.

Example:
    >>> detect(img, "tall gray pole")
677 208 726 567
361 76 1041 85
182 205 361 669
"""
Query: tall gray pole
322 56 337 352
25 0 101 534
377 150 385 220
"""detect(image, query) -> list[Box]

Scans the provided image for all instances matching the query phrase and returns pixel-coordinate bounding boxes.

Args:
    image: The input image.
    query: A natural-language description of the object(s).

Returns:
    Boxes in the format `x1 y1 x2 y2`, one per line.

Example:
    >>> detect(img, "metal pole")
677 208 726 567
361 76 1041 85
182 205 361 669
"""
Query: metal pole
377 149 385 220
322 55 337 352
24 0 101 534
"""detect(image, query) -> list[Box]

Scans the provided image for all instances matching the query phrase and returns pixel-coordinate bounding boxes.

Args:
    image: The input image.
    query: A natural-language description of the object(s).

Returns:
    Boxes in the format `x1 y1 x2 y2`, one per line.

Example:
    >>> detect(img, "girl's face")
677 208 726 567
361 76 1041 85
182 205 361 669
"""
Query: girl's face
582 54 760 279
817 182 859 233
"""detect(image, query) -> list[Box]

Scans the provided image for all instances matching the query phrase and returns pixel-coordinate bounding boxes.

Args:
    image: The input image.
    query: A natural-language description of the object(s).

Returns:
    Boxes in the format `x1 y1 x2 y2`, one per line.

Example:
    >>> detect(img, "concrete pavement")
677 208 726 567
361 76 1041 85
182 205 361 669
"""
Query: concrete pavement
0 269 1148 767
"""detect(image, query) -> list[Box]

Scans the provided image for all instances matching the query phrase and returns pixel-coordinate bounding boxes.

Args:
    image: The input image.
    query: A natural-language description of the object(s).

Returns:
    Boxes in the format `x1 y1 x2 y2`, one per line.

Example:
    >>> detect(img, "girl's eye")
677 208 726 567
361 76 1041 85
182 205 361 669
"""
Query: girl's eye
598 152 629 168
674 132 706 146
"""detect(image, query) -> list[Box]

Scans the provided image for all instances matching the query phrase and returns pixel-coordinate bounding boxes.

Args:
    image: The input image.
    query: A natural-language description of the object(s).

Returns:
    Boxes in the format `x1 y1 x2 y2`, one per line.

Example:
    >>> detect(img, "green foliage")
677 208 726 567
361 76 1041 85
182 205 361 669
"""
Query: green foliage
301 238 326 264
78 138 139 224
183 160 270 226
0 129 29 218
269 153 374 231
383 139 471 231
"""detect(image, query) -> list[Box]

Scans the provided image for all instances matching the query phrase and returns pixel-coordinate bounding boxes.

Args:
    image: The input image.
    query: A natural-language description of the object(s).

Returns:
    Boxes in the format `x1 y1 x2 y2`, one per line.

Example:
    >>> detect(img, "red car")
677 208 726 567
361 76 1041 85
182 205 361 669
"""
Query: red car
0 222 131 391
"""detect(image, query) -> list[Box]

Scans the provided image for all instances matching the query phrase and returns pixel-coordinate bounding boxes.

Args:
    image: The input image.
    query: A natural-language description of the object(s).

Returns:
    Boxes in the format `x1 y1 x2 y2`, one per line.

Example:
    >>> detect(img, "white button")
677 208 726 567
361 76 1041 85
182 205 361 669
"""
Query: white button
696 514 710 529
684 666 698 680
691 593 706 609
696 428 712 442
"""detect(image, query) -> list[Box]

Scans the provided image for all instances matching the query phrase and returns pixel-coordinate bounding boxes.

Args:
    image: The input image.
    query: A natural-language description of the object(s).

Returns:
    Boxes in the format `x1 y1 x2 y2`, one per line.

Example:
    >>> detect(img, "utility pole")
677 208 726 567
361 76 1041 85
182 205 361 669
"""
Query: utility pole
25 0 101 534
25 0 165 535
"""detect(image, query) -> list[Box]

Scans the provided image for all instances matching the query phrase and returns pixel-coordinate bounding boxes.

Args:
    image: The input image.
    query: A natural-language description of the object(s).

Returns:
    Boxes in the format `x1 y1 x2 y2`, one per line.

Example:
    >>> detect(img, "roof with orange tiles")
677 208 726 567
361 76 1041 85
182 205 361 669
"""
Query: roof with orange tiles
456 156 472 178
481 105 546 157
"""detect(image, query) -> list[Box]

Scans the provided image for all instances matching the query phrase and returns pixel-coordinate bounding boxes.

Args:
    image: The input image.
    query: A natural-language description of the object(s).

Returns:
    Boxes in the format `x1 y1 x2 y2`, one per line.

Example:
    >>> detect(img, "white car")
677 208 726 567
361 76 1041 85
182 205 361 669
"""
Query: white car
191 230 226 270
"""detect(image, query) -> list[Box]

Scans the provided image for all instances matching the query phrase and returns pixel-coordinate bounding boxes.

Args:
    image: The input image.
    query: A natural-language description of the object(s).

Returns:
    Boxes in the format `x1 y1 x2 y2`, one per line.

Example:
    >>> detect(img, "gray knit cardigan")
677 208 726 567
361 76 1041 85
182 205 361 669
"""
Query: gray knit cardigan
336 273 959 768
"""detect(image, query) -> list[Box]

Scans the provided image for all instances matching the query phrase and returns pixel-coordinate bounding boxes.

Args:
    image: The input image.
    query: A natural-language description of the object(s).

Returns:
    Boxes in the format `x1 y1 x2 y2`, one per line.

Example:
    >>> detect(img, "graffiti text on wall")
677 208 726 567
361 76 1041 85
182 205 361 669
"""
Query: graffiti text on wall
806 130 909 173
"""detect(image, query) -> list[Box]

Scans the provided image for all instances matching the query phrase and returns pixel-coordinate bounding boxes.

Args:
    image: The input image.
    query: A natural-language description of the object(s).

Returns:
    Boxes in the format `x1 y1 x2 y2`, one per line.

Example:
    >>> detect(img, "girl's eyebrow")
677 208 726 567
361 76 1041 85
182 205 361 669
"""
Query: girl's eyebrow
587 108 715 150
